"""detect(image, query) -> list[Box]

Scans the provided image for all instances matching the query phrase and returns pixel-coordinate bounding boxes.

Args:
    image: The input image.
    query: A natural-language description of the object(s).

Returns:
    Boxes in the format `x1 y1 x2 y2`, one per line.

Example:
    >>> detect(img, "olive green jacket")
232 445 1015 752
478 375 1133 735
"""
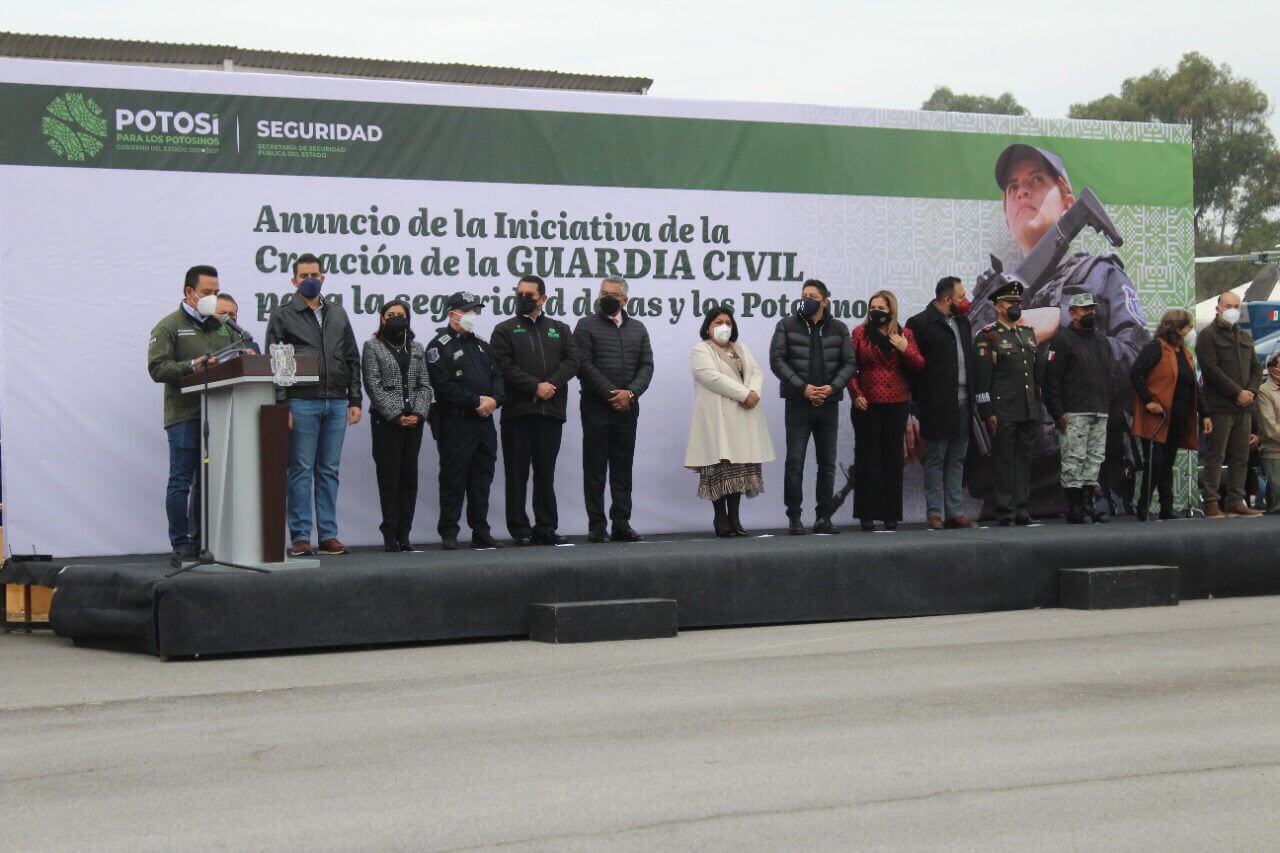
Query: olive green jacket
147 305 245 426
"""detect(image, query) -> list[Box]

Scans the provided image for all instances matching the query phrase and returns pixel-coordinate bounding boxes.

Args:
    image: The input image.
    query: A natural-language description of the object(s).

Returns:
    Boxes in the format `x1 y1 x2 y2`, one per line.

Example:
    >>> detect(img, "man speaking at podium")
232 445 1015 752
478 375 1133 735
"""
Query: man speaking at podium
147 265 251 564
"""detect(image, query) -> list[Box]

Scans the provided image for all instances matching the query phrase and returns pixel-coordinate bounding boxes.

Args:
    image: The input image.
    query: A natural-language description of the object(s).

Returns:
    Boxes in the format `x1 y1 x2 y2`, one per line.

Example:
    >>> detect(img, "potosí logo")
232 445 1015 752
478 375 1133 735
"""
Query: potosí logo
256 120 383 142
116 108 220 136
43 93 108 162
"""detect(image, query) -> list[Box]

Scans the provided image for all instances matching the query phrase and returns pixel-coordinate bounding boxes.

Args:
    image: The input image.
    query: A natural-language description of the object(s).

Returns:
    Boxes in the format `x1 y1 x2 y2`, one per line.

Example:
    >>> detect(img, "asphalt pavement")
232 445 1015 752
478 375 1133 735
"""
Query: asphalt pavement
3 597 1279 850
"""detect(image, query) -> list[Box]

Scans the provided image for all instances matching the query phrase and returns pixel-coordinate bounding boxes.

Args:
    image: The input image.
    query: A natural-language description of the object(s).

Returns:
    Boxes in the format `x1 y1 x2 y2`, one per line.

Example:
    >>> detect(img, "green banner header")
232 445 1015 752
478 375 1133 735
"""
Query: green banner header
2 82 1192 207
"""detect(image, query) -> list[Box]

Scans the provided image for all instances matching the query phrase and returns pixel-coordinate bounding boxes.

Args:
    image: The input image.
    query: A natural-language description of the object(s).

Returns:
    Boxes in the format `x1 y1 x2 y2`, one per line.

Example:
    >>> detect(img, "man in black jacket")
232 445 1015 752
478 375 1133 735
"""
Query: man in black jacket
905 276 976 530
1042 293 1114 523
265 253 362 557
769 279 857 535
491 275 579 546
426 291 506 550
574 276 654 542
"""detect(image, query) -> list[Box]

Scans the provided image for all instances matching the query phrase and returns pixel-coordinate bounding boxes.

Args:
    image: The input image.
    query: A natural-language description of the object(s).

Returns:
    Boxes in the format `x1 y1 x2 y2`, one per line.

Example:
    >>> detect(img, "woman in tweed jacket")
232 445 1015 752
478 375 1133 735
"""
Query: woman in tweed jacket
362 300 434 551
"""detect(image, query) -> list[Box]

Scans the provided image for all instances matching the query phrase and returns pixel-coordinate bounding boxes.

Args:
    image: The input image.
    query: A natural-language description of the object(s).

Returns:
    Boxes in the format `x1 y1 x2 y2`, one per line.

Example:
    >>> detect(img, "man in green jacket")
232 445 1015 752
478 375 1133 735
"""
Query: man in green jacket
146 265 245 562
1196 290 1263 518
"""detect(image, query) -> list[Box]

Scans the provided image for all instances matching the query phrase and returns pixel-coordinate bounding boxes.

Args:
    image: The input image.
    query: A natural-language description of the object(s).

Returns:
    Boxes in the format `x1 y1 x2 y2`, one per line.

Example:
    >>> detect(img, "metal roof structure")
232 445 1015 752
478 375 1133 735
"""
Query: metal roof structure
0 31 652 94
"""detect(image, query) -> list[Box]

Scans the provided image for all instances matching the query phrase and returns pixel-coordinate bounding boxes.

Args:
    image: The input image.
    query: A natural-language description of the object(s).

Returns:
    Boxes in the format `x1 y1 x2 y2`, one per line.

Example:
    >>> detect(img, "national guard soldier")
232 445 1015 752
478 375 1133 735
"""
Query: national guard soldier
425 291 505 550
969 144 1149 517
973 279 1040 526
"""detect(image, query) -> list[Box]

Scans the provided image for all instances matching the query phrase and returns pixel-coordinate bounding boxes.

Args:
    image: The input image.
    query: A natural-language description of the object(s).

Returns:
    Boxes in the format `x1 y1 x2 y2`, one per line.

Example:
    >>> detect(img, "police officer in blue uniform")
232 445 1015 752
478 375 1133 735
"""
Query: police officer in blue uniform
973 279 1041 526
426 292 505 550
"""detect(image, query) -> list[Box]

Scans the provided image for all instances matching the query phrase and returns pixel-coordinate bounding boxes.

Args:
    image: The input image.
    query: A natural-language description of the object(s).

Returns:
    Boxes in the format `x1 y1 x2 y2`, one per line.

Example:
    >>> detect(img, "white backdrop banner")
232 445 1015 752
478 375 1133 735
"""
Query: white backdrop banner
0 58 1193 556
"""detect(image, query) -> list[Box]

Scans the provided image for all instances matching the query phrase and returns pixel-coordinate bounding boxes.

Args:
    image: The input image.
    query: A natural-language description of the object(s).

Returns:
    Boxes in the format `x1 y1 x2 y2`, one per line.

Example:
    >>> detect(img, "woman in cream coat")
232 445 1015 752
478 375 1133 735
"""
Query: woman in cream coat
685 305 775 536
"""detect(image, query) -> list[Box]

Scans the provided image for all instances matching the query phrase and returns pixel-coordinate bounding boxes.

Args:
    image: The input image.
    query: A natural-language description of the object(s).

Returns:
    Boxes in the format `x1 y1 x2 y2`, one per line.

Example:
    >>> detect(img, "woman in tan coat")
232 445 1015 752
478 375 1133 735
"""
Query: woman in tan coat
684 305 775 536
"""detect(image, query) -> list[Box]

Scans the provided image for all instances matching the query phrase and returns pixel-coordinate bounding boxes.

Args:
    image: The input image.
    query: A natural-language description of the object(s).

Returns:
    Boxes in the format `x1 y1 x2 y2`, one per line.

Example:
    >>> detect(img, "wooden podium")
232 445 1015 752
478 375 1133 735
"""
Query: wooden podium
181 353 319 570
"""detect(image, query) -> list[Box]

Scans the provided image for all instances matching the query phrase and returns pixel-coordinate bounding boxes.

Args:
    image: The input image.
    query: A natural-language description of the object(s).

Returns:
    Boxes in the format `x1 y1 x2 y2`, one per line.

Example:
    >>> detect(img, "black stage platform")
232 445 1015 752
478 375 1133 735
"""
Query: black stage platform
38 517 1280 657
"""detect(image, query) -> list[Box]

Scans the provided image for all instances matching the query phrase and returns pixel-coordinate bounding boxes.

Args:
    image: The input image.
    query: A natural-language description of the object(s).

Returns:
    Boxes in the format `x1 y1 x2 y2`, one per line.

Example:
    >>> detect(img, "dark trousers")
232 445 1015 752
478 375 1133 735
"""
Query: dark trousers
1140 438 1179 513
852 401 909 523
436 412 497 539
370 414 424 544
1200 410 1252 506
783 399 840 520
502 414 564 538
581 398 639 533
164 419 201 553
992 418 1036 520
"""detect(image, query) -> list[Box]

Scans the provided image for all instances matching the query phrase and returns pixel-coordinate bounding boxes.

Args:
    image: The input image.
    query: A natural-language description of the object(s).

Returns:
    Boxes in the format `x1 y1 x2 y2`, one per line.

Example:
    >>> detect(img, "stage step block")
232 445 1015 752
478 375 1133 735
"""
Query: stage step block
529 598 678 644
1059 565 1178 610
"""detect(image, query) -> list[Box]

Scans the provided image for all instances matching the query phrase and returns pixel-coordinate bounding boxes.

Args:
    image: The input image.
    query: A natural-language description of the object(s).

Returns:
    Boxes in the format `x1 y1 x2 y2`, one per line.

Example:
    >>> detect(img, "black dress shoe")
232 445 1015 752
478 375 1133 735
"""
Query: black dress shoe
512 535 534 547
860 520 876 532
1015 514 1035 526
398 542 415 552
587 530 608 543
813 517 839 534
441 537 460 551
788 519 806 535
471 531 502 549
611 527 644 543
384 544 400 552
884 521 898 531
534 533 569 546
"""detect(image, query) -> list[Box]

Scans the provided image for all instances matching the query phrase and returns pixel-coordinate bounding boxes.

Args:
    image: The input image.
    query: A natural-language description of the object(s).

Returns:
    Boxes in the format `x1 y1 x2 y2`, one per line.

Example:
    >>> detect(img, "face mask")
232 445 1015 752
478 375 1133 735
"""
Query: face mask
952 297 972 316
868 309 890 327
1222 308 1241 326
1004 303 1023 322
799 297 822 318
516 294 539 316
297 276 323 299
712 324 733 344
1079 314 1097 330
598 294 622 316
196 294 219 318
1184 329 1197 347
456 311 479 334
384 316 409 336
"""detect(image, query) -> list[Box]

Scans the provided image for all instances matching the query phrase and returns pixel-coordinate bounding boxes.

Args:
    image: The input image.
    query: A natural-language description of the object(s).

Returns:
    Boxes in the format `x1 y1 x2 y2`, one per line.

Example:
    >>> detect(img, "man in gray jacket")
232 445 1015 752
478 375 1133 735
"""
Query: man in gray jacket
1196 290 1263 518
769 279 857 535
265 253 363 555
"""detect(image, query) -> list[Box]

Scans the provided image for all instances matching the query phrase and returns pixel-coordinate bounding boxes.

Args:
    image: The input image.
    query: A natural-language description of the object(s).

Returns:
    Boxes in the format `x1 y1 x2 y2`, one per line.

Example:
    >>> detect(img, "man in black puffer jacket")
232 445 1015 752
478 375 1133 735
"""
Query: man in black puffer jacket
769 279 857 534
1042 293 1113 523
574 276 654 542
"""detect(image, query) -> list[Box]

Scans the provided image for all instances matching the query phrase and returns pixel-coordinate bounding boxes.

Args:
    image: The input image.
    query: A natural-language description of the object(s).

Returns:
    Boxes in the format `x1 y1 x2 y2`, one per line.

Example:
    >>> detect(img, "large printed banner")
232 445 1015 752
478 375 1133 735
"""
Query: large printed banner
0 59 1193 556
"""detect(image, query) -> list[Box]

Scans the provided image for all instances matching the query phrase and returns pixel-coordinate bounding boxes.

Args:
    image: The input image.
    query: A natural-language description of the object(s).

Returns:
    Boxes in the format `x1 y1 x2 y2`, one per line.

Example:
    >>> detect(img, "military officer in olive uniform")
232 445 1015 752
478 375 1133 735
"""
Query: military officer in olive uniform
425 291 506 550
974 280 1040 526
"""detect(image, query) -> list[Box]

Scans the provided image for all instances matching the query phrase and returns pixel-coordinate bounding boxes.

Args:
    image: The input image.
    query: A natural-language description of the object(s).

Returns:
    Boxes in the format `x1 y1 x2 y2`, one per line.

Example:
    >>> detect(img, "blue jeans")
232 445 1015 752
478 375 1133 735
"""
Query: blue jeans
287 398 349 543
922 397 970 520
165 419 201 553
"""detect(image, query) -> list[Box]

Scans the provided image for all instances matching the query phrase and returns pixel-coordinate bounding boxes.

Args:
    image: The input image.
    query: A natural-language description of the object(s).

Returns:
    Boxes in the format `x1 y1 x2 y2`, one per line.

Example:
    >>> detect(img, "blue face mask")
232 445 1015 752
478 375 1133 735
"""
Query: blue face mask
298 276 323 299
799 297 822 318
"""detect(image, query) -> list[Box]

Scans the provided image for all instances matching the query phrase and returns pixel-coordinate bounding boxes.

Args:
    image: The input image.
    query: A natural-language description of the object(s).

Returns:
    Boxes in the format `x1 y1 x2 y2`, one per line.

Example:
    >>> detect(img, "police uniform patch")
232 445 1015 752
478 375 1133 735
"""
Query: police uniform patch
427 348 440 363
436 333 451 345
452 349 464 360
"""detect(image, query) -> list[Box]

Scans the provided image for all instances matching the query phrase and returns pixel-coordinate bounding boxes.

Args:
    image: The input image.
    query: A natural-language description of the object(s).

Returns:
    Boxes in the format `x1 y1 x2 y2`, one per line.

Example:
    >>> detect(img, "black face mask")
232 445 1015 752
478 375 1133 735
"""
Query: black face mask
516 295 539 316
598 294 622 316
868 309 890 327
1004 304 1023 322
1079 314 1097 330
383 316 409 337
799 297 822 319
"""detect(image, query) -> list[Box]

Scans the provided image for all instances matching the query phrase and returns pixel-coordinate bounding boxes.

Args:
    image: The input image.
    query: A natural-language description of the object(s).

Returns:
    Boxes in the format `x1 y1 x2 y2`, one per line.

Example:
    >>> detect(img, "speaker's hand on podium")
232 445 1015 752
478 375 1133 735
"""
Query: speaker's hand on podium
192 354 217 371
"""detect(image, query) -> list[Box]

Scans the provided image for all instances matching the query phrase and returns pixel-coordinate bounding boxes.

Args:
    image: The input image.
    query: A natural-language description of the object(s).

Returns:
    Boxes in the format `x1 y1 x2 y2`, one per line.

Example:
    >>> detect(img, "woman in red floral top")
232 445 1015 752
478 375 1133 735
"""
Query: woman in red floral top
848 289 925 530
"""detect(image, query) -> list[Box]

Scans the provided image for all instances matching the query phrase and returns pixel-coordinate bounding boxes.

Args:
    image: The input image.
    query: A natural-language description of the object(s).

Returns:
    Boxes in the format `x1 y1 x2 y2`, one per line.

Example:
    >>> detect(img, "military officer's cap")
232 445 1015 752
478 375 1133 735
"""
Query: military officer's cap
447 291 484 311
995 144 1071 193
989 279 1025 302
1068 292 1098 308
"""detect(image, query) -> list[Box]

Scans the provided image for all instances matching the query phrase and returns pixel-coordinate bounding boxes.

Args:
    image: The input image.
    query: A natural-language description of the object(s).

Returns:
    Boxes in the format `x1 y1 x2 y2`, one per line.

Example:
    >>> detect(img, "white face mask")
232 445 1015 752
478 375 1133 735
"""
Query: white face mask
456 311 479 334
711 324 733 344
196 294 219 318
1184 329 1197 348
1222 307 1241 326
